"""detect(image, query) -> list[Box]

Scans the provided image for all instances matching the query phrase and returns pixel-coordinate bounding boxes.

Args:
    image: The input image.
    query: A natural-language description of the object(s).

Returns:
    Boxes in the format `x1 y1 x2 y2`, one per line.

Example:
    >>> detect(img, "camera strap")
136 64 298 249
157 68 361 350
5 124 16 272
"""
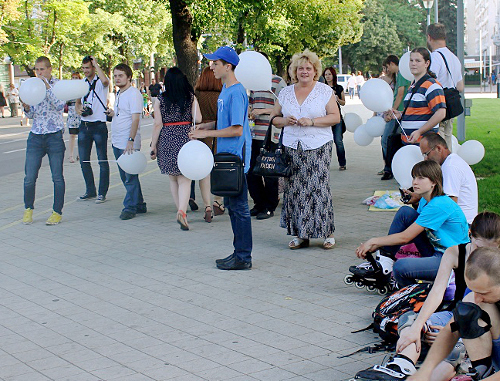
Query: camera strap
84 78 108 111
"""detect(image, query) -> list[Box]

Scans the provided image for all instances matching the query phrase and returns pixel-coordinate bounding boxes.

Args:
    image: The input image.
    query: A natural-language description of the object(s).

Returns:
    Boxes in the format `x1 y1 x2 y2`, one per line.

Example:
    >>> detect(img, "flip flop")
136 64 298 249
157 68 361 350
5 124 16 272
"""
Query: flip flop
289 237 309 250
323 237 336 250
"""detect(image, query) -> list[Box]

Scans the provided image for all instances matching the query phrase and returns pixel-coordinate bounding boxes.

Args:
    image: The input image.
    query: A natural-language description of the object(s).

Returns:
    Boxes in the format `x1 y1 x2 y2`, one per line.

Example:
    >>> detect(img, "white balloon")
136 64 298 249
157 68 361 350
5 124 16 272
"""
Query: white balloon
353 124 374 146
451 135 460 153
235 51 272 91
392 145 424 189
19 77 46 106
177 140 214 180
53 80 89 101
359 78 394 113
457 140 485 165
399 52 414 82
117 151 148 175
365 116 386 137
344 113 363 133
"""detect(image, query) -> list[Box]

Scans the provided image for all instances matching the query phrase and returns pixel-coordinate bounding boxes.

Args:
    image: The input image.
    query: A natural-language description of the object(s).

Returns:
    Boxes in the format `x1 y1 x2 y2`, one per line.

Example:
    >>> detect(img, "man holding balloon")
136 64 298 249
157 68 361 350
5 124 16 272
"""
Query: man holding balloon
21 56 66 225
106 64 147 220
189 46 253 271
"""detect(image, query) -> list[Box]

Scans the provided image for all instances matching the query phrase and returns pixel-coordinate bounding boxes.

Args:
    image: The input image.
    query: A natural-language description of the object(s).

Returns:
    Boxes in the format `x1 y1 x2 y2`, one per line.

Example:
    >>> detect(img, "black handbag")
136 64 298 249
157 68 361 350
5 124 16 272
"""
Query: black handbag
252 118 292 178
210 144 245 197
437 51 464 121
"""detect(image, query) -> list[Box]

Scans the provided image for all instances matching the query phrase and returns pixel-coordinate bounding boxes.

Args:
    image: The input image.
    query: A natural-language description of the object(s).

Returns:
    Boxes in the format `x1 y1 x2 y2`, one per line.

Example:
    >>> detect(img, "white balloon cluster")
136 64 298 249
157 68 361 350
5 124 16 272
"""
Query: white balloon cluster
19 77 90 106
399 52 414 82
359 79 394 113
458 140 485 165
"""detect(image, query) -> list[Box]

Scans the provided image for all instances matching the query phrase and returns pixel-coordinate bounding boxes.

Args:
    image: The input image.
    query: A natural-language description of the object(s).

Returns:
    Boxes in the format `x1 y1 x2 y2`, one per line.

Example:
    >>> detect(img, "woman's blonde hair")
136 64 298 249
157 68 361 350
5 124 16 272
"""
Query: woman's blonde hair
289 49 321 83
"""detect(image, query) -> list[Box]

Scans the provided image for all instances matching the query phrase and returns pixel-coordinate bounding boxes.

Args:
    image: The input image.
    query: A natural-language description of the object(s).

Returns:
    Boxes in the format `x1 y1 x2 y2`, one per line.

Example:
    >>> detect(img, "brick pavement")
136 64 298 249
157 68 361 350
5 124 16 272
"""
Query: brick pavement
0 100 402 381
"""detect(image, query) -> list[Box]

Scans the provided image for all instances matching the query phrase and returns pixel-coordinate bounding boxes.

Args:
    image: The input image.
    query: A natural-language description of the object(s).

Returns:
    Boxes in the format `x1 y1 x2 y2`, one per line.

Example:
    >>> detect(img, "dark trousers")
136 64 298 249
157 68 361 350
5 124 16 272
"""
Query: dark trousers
24 131 65 214
78 121 110 197
332 123 346 167
112 146 146 213
246 139 279 213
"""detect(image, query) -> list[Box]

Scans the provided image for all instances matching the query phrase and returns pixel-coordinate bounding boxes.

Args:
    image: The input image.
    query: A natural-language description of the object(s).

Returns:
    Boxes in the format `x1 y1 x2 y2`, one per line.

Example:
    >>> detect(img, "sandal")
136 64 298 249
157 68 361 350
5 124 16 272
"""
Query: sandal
213 201 225 216
323 237 336 250
289 237 309 250
177 210 189 231
204 206 212 223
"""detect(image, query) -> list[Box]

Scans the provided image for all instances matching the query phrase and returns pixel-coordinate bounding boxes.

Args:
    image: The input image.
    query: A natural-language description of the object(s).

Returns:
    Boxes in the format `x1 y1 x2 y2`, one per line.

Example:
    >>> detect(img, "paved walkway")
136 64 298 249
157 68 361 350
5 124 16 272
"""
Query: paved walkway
0 103 402 381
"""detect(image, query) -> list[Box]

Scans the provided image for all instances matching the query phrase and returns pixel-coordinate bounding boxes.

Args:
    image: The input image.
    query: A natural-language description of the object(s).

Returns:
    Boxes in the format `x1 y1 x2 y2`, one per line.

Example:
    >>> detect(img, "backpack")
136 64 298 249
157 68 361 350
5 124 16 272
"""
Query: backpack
372 283 432 343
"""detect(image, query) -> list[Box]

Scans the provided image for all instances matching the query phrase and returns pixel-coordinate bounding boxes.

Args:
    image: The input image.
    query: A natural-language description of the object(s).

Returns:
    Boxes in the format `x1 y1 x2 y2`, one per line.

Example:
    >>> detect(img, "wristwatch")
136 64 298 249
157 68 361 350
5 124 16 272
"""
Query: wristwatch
128 137 134 142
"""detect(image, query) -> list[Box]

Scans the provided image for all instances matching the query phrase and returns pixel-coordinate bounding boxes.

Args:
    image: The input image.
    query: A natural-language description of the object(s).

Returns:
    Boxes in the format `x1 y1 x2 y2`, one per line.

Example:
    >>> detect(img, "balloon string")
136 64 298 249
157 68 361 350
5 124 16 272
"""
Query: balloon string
193 98 197 130
391 110 410 140
82 160 118 163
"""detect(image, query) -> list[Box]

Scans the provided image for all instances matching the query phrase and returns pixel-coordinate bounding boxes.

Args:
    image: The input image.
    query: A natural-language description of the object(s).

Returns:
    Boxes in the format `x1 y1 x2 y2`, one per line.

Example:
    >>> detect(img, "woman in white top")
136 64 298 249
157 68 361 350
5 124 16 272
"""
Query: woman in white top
272 50 340 250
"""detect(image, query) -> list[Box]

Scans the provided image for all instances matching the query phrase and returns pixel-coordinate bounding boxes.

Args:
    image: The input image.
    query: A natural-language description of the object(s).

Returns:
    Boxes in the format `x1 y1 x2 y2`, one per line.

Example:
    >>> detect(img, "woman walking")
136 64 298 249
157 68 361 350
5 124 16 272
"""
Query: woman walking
66 72 82 162
322 66 346 170
150 67 202 230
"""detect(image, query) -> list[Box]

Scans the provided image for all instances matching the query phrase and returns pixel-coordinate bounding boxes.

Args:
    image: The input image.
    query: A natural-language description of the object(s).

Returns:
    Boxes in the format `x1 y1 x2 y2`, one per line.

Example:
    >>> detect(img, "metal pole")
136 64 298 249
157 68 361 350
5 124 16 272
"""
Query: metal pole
338 46 343 74
480 30 483 93
457 0 465 141
490 46 493 92
427 9 431 26
435 0 438 23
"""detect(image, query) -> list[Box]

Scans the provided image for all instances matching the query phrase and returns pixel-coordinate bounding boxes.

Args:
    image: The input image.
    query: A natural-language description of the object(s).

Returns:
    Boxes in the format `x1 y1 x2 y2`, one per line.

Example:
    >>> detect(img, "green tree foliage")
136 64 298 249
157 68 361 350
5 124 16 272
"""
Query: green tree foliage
343 0 426 74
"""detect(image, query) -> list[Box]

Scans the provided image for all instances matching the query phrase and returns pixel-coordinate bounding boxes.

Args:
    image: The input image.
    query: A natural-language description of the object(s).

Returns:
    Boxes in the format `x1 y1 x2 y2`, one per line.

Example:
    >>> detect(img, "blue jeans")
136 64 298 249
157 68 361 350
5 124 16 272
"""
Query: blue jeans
348 87 355 99
332 123 346 167
24 131 65 214
382 206 443 287
112 146 146 214
78 121 110 197
224 176 252 262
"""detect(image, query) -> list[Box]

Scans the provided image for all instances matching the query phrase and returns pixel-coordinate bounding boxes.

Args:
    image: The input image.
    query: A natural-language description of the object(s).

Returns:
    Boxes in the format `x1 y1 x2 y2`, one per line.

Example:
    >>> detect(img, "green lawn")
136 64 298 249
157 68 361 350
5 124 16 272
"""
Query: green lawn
454 98 500 213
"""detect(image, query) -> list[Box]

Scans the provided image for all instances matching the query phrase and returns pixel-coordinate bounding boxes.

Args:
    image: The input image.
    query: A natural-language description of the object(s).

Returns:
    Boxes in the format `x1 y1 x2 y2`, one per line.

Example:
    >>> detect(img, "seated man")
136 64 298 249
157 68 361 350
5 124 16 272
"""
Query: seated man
405 132 478 224
408 246 500 381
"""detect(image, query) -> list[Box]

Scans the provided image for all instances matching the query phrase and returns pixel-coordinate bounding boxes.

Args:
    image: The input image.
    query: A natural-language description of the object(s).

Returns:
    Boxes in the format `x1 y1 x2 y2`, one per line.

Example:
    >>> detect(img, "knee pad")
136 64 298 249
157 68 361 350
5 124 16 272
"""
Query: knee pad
450 302 492 339
398 311 418 335
444 340 467 369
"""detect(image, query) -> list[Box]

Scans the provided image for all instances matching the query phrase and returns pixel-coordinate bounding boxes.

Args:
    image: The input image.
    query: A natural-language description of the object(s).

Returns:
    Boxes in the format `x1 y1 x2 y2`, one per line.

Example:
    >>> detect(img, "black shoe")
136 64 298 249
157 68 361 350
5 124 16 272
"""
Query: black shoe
256 210 274 220
78 193 96 201
119 211 136 220
216 254 235 264
381 172 394 180
136 204 147 214
189 198 199 211
250 206 262 217
216 256 252 270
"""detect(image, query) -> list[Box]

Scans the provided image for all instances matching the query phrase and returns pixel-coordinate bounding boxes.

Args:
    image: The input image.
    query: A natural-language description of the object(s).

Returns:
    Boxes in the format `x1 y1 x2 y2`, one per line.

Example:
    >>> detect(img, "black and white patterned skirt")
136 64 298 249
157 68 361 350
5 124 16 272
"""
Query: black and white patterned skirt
280 141 335 239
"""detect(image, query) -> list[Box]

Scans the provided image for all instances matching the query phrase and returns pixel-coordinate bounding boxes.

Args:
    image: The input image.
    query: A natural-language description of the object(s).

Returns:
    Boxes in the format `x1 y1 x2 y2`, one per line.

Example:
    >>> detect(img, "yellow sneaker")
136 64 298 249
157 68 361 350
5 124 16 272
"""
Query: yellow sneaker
23 208 33 225
46 211 62 225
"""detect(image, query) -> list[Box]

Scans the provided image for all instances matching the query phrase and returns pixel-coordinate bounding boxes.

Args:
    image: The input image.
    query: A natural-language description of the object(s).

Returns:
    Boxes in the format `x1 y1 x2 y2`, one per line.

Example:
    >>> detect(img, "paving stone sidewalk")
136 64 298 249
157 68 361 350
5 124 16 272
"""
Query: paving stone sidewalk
0 101 402 381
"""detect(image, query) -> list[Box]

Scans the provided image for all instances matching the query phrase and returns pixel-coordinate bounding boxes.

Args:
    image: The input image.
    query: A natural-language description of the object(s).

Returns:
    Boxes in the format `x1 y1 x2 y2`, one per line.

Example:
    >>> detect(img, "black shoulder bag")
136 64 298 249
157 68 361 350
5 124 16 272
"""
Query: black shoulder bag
252 117 292 178
210 137 246 197
437 51 464 121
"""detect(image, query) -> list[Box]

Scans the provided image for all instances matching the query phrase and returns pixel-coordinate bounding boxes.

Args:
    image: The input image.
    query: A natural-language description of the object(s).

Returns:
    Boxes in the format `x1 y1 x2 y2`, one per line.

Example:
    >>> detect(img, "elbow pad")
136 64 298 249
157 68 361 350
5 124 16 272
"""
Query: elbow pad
450 301 492 339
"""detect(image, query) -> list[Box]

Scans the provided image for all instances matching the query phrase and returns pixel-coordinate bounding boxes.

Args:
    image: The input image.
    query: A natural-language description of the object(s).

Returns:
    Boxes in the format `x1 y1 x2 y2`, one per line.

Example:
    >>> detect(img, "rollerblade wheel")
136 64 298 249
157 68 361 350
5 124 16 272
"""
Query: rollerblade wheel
366 285 377 292
344 275 354 285
355 281 365 289
378 286 389 295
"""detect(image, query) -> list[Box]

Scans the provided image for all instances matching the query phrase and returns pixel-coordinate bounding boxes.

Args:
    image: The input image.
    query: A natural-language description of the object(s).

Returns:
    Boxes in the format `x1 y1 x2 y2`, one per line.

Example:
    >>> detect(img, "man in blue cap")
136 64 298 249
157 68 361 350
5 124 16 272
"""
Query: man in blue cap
189 46 253 270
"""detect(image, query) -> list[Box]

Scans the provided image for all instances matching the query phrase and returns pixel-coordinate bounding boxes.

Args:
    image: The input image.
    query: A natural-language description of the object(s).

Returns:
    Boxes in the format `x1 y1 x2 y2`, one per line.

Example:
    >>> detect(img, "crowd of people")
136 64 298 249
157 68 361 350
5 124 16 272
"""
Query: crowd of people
15 21 500 380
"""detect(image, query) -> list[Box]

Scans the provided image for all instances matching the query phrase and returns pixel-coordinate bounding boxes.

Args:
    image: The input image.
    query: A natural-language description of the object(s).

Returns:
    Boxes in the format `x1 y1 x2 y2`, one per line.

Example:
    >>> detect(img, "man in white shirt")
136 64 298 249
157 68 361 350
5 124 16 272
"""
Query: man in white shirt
347 73 357 99
107 63 146 220
76 56 110 203
427 23 464 149
420 132 478 224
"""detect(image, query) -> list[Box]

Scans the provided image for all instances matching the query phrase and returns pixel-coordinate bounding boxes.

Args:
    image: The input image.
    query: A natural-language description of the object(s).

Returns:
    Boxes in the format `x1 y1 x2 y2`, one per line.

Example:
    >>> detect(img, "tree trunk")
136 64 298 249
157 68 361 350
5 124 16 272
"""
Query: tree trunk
169 0 198 86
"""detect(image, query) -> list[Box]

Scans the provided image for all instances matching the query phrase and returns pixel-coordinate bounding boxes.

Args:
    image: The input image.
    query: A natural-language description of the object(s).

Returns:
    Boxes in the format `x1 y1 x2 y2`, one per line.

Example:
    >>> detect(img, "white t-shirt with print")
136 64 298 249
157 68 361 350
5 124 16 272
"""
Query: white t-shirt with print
111 86 143 150
442 153 478 224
